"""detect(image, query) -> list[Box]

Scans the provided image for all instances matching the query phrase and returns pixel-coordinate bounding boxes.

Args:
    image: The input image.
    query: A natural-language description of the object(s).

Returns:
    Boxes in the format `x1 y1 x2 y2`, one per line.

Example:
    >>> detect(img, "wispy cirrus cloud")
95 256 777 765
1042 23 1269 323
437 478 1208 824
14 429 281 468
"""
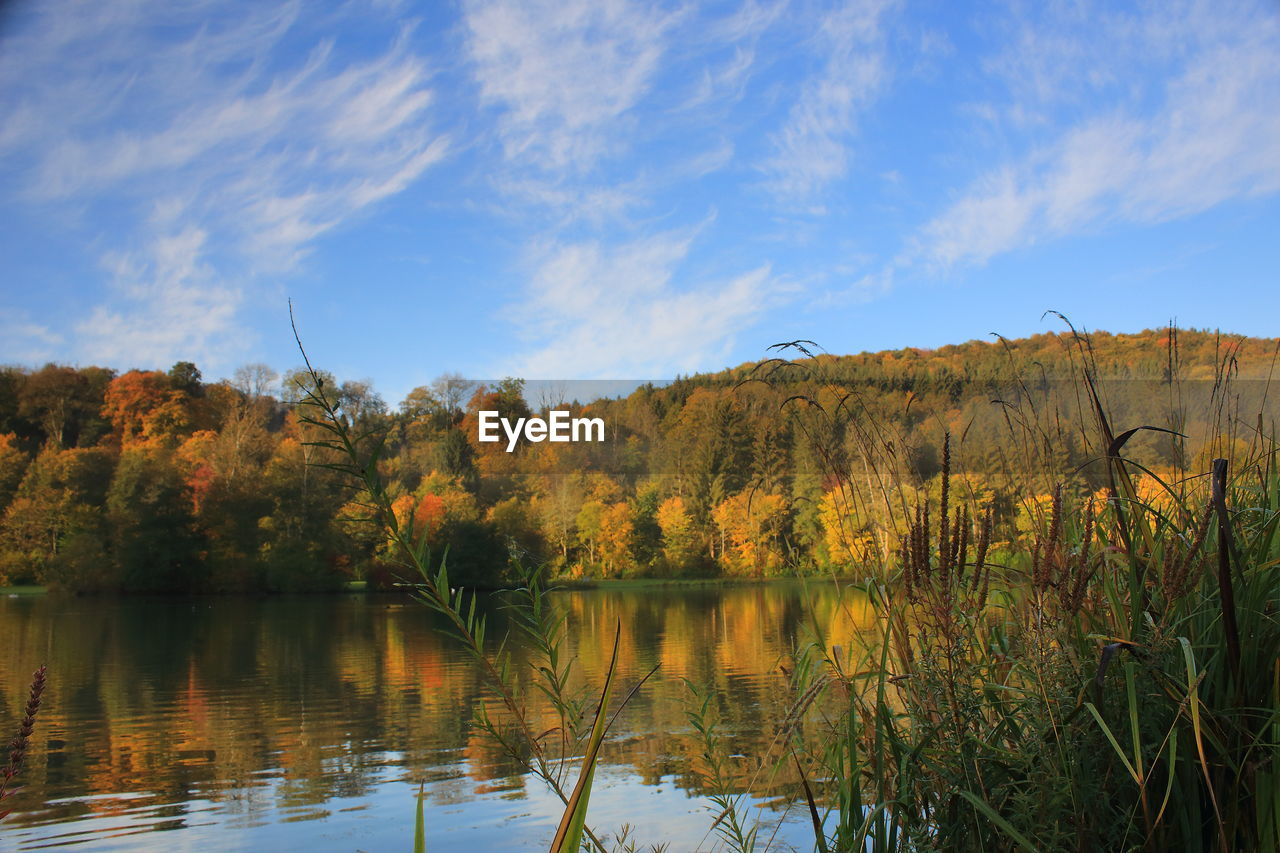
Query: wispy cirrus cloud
6 0 1270 389
763 0 898 202
463 0 681 174
463 0 789 377
909 0 1280 271
503 229 775 378
461 0 789 220
0 1 448 370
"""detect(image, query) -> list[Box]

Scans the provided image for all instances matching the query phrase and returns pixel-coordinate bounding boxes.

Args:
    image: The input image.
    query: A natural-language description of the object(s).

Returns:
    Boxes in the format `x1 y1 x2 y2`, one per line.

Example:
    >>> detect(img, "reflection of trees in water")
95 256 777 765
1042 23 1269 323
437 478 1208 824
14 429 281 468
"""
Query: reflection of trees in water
0 584 875 831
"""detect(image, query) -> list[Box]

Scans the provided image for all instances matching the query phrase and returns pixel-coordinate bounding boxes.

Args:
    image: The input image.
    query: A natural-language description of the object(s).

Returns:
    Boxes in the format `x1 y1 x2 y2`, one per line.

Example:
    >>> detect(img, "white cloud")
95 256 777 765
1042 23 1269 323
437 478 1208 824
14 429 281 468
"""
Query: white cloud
462 0 680 173
504 231 773 377
490 178 645 227
76 226 245 371
763 0 897 200
679 0 785 111
0 1 448 362
911 0 1280 270
12 12 446 263
460 0 773 225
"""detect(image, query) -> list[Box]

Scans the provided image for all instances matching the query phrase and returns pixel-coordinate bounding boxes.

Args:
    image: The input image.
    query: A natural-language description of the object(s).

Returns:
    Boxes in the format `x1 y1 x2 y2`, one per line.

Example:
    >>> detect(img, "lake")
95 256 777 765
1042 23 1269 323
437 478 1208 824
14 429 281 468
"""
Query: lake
0 582 875 851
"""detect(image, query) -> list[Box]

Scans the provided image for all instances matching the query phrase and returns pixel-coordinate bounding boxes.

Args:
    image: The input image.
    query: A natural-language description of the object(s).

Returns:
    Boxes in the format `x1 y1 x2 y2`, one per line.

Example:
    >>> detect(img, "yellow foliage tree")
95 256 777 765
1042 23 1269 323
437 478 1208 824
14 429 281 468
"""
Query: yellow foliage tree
598 501 635 577
657 495 700 574
711 491 787 576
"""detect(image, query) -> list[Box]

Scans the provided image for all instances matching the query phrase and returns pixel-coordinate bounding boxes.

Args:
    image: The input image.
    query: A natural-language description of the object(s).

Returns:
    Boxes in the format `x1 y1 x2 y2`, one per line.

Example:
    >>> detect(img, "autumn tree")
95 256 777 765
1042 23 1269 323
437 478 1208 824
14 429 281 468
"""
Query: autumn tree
0 446 115 587
597 501 635 577
461 379 531 501
18 364 113 448
461 378 530 449
665 388 753 557
628 482 663 570
232 363 279 401
103 369 196 446
395 472 505 587
175 411 275 590
711 491 788 576
0 368 26 441
657 495 702 575
431 373 474 418
536 473 583 566
0 433 30 515
572 473 623 573
337 379 387 429
401 377 470 428
258 435 352 591
399 384 439 420
487 496 545 563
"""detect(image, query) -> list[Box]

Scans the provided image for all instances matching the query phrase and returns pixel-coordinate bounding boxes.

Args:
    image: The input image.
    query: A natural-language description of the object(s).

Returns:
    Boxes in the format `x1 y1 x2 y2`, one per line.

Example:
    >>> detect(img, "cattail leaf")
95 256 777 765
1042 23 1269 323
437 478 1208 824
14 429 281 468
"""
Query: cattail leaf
548 622 623 853
1152 724 1178 830
957 790 1042 853
1084 702 1140 784
1180 636 1227 843
413 783 426 853
792 751 829 853
1093 642 1130 689
1106 425 1185 459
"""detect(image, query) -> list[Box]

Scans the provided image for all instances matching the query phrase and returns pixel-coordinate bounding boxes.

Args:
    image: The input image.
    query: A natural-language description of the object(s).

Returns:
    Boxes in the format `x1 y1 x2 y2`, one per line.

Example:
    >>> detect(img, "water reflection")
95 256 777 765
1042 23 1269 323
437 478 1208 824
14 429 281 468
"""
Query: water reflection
0 582 873 851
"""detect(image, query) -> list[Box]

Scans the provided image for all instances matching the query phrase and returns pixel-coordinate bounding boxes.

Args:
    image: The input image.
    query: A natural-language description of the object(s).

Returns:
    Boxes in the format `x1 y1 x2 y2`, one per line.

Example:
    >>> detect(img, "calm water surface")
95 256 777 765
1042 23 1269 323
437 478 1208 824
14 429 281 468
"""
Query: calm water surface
0 583 873 851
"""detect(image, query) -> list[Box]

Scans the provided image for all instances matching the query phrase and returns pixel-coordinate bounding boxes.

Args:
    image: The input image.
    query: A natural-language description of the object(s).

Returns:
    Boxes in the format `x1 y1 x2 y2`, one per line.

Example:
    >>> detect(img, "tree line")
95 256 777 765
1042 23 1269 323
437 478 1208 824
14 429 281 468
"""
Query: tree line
0 327 1274 592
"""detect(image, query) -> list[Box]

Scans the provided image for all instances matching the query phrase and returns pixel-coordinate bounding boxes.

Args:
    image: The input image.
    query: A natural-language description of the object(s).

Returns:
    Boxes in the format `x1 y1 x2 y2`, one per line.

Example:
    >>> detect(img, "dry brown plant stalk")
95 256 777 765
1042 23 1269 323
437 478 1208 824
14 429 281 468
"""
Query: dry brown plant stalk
0 664 47 820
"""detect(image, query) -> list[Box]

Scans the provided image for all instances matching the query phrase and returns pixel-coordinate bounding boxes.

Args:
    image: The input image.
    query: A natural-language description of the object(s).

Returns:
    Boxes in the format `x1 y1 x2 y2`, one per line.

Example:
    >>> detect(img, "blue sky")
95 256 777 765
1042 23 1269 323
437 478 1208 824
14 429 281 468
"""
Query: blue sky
1 0 1277 406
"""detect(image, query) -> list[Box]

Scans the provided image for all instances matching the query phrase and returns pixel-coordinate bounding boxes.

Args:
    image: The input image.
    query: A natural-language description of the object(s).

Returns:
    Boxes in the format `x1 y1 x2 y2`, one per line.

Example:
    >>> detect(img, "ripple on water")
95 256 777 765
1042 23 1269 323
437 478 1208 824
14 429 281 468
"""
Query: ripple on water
0 584 871 851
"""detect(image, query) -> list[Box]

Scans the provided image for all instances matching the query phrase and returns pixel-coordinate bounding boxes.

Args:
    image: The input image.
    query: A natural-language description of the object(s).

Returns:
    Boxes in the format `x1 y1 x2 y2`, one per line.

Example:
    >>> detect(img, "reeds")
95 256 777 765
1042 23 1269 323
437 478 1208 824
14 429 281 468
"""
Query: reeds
0 664 47 821
292 312 1276 852
790 452 1277 851
781 325 1280 853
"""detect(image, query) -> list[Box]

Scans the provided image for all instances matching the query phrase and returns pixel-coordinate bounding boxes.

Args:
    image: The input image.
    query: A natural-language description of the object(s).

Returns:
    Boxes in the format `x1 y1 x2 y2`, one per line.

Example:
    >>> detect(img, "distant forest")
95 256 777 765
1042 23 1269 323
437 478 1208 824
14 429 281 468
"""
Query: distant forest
1 327 1275 592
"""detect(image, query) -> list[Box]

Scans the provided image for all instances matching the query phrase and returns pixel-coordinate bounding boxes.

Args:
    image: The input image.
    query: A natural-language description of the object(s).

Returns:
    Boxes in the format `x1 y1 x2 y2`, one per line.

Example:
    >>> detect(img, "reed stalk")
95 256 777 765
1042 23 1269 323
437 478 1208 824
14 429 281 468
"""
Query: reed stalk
0 664 47 821
770 324 1278 852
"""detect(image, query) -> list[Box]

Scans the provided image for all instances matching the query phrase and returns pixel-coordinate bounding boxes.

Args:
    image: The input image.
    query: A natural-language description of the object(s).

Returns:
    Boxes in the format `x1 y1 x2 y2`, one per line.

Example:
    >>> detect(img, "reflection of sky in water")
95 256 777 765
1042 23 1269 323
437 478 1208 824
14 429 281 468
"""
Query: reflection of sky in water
4 762 818 851
0 585 871 851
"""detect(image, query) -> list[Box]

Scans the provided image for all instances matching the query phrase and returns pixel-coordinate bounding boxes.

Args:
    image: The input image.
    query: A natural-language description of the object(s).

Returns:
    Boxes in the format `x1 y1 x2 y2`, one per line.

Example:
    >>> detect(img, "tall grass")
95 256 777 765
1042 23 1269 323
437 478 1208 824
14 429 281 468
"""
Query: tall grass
297 313 1276 852
780 326 1279 852
797 447 1276 851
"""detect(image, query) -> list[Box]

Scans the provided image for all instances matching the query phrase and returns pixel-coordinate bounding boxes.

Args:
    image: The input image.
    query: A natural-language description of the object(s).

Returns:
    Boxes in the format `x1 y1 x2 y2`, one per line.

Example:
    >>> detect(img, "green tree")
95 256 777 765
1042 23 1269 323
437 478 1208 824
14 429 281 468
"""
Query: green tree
168 361 203 396
257 435 352 590
107 446 203 591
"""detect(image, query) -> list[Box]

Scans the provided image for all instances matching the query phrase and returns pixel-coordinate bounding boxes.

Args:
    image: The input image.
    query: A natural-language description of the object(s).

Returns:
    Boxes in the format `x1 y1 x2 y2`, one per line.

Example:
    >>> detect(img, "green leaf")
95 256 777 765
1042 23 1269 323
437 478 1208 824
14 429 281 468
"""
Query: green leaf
956 790 1041 853
792 751 830 853
549 622 622 853
1084 702 1140 784
413 783 425 853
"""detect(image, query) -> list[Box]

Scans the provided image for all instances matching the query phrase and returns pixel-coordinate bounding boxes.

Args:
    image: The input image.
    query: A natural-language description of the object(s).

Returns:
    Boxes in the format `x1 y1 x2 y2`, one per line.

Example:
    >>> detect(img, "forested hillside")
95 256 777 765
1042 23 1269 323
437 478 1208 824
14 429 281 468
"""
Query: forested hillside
1 327 1274 592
